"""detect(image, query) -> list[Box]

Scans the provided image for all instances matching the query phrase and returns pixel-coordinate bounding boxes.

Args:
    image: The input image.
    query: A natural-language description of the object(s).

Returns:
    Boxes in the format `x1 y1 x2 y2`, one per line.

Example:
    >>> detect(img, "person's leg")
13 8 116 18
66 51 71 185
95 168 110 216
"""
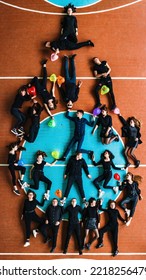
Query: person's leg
106 77 116 109
70 56 76 84
39 173 52 199
11 108 26 129
41 65 48 89
96 224 111 247
102 171 113 189
30 172 40 190
93 174 105 190
66 40 94 50
130 196 139 218
52 225 59 248
75 176 86 200
63 137 77 158
63 176 74 198
94 81 103 107
129 147 140 167
64 56 70 82
63 224 73 252
24 124 39 143
74 223 82 253
111 225 118 253
120 196 132 212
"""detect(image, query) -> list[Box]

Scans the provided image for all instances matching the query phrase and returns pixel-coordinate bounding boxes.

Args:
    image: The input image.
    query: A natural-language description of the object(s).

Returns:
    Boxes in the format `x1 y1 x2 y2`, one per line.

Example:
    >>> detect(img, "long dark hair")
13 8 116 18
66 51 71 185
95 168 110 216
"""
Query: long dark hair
101 150 114 160
7 141 26 151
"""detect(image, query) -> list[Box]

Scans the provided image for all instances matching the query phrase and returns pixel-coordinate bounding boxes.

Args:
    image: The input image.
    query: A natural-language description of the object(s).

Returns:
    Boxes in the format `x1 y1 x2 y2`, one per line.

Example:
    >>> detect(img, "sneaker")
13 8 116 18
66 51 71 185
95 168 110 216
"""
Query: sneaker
125 162 131 169
82 198 88 207
44 193 50 200
63 250 67 254
33 229 39 238
24 241 30 247
96 243 104 249
113 250 119 257
125 209 131 218
60 197 66 206
114 135 119 142
89 151 94 160
11 128 18 135
98 190 105 198
18 179 27 189
18 127 24 133
126 219 132 226
79 250 83 255
135 160 140 168
85 243 90 250
13 189 20 196
41 59 48 65
113 186 119 194
88 40 94 47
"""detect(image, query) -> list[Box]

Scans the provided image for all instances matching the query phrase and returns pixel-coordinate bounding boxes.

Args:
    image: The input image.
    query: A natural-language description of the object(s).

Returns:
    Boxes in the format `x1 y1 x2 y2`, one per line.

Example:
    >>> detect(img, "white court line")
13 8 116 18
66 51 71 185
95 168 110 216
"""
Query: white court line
0 76 146 80
0 164 146 167
0 252 146 256
0 0 142 15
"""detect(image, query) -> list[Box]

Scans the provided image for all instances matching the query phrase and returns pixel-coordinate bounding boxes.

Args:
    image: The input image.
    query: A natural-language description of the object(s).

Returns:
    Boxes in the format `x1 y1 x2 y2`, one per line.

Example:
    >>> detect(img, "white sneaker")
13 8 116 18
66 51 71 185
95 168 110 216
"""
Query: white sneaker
126 219 131 226
125 209 131 217
113 186 119 194
24 241 30 247
60 198 66 206
98 190 105 198
44 193 50 200
33 229 38 238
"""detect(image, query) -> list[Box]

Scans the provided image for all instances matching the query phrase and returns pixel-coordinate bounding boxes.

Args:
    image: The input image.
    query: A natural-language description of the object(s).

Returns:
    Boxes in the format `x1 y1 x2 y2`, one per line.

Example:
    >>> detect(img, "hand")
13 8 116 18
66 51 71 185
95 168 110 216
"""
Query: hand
139 194 143 200
64 174 67 179
88 174 92 179
55 221 60 226
21 215 23 220
78 80 83 87
45 220 49 224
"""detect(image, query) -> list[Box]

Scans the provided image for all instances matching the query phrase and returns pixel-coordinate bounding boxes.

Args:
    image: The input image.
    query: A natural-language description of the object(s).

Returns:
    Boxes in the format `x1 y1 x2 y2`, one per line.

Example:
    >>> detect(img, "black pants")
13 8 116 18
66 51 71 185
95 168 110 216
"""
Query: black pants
11 107 26 128
63 135 91 157
120 195 138 217
39 223 59 248
95 76 116 109
30 171 52 191
93 171 113 190
98 223 118 251
24 124 40 143
8 165 26 185
24 212 44 239
51 39 91 51
64 223 82 251
64 175 85 199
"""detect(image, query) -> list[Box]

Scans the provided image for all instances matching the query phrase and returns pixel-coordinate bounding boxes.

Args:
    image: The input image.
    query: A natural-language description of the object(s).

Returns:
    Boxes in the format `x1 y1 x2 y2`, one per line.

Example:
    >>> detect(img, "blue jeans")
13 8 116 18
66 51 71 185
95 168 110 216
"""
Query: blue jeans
63 135 91 157
64 56 76 84
11 107 26 128
120 195 139 217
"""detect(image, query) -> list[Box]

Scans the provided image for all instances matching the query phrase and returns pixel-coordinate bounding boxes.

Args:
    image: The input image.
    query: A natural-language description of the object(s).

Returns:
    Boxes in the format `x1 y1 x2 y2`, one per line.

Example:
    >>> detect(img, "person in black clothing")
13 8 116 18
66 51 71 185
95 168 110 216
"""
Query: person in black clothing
92 105 119 144
59 109 94 161
29 150 57 200
118 113 142 168
60 153 91 205
58 55 82 109
93 57 117 110
82 197 100 250
22 100 43 143
29 60 58 118
92 150 124 198
63 198 83 255
21 190 46 247
118 172 143 226
33 198 64 253
45 4 94 52
7 140 28 196
96 199 126 256
11 85 32 136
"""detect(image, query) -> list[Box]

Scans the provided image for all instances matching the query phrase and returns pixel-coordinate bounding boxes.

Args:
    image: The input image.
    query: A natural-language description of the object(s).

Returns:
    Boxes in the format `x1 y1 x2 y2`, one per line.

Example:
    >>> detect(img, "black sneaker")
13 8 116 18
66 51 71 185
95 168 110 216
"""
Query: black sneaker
85 243 90 250
13 189 20 196
125 162 131 169
41 59 48 65
135 160 140 168
113 250 119 257
88 40 94 47
89 151 94 159
63 250 67 254
11 128 18 135
114 135 119 142
18 127 24 133
79 250 83 255
96 243 104 248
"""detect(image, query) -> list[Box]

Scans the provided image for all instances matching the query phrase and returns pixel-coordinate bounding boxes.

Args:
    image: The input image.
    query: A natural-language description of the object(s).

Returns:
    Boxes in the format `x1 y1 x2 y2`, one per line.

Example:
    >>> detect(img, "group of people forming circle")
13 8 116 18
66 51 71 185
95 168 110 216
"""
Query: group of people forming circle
7 3 143 256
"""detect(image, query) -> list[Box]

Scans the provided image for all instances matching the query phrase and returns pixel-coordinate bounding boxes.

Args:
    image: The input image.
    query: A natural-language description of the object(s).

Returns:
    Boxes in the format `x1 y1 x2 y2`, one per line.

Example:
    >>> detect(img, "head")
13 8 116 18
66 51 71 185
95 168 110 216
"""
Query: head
102 150 114 160
48 99 58 110
52 198 58 207
7 140 25 152
93 57 101 65
109 200 116 209
71 198 77 207
89 197 96 207
126 172 133 181
76 152 82 160
27 190 36 200
67 100 73 109
36 150 47 161
19 86 27 96
128 117 141 128
101 105 108 116
76 110 84 119
64 3 76 14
